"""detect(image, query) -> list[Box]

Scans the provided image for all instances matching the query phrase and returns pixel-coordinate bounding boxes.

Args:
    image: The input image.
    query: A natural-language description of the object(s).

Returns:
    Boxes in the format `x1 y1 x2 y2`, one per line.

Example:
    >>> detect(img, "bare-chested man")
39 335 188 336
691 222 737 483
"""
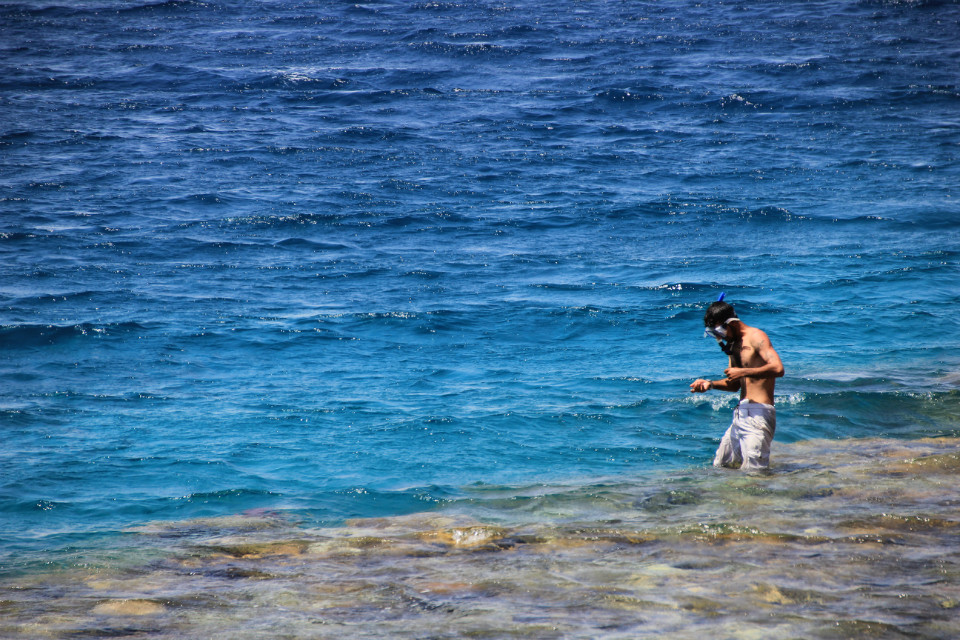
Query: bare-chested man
689 298 784 470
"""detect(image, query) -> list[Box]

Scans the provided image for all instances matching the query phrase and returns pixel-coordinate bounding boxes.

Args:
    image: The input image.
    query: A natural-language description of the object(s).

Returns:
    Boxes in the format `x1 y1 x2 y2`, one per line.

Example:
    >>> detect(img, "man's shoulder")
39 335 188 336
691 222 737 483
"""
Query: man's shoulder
744 325 771 345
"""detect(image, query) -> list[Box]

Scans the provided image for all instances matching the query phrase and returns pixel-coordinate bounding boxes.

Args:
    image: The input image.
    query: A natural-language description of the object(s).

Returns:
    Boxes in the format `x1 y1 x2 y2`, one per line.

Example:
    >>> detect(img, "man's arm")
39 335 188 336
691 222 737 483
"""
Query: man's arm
690 377 741 393
690 354 743 393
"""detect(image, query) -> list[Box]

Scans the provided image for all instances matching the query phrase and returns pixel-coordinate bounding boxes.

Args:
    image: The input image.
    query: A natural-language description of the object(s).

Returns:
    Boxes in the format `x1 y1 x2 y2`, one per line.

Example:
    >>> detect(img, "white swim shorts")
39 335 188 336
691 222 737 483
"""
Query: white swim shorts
713 399 776 471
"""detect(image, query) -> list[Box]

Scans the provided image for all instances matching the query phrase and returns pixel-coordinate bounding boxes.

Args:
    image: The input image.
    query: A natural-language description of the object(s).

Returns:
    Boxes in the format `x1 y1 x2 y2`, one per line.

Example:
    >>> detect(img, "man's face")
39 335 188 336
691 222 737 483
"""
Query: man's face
704 324 727 341
704 317 738 343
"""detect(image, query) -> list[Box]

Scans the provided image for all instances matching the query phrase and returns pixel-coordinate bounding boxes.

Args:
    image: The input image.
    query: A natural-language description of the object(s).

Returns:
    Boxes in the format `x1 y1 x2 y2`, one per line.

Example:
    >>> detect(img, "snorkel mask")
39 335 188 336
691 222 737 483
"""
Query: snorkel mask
703 293 739 354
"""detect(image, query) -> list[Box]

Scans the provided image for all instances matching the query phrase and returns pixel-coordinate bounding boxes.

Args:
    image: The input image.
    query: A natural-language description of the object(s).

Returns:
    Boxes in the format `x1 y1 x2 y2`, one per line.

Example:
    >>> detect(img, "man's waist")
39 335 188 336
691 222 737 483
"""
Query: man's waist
737 398 775 412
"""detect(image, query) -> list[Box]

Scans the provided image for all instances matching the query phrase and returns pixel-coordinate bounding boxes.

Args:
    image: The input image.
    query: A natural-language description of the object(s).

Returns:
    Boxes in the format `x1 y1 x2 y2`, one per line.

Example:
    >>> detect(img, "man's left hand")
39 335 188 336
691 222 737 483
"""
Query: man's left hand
724 367 748 380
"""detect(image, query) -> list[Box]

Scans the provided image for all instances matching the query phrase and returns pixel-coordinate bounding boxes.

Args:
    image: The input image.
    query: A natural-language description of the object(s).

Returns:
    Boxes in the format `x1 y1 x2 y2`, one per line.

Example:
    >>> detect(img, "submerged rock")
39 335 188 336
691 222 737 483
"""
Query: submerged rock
92 599 166 616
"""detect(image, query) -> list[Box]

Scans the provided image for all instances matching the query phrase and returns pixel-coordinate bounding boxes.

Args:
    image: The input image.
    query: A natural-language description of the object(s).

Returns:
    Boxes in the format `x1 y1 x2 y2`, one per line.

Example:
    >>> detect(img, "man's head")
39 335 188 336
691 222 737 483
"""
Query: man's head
704 301 737 329
704 301 741 344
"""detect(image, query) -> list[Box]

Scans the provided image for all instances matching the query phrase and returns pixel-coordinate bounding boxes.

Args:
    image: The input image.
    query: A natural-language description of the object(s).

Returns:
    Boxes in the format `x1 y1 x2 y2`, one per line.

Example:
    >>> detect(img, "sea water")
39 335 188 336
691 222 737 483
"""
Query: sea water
1 0 959 637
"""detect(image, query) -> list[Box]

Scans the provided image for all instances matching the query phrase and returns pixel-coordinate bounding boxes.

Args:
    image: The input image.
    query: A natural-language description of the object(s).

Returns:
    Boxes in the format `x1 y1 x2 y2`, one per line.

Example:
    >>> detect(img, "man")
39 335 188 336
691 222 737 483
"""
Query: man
690 297 784 470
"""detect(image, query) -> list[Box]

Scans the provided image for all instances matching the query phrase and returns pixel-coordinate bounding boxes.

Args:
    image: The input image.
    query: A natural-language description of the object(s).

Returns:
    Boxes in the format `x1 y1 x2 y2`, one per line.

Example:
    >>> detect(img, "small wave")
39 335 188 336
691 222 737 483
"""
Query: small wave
290 89 444 109
117 0 210 15
512 215 582 230
6 4 91 18
12 289 112 305
820 84 960 110
0 130 35 143
408 40 533 58
272 238 350 251
738 206 809 223
166 192 233 206
655 282 730 296
330 123 426 140
857 0 952 8
173 212 345 232
592 87 667 105
775 393 807 406
401 269 446 279
720 93 762 109
0 322 146 347
410 1 469 11
176 488 282 502
233 71 343 92
0 231 36 241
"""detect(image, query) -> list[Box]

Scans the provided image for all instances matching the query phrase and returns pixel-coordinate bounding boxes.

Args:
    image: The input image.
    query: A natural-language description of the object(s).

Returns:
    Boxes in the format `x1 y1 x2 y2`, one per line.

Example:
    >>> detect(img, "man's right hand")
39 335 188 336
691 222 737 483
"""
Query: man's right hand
690 379 712 393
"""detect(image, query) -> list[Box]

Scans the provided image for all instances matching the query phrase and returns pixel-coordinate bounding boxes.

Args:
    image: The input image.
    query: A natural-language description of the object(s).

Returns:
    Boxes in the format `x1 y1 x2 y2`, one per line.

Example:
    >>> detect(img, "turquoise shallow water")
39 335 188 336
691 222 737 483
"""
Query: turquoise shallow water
1 0 960 635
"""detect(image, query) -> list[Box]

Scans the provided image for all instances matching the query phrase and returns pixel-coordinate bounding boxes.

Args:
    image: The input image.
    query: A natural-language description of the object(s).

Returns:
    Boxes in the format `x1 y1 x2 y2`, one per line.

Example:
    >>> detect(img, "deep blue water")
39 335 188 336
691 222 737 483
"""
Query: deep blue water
2 0 959 561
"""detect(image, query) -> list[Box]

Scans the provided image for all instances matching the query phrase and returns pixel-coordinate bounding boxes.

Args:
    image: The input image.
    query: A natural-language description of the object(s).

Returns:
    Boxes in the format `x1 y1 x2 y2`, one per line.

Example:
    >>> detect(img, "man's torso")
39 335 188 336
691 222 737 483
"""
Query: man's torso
735 327 776 405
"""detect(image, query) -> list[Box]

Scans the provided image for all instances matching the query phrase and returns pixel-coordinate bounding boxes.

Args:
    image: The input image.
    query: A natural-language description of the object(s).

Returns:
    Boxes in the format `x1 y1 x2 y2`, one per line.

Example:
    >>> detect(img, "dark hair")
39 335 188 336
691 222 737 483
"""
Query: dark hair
704 301 736 327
